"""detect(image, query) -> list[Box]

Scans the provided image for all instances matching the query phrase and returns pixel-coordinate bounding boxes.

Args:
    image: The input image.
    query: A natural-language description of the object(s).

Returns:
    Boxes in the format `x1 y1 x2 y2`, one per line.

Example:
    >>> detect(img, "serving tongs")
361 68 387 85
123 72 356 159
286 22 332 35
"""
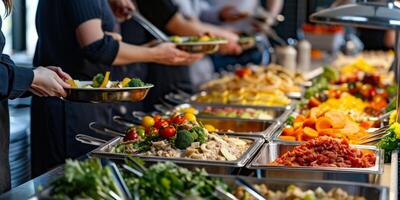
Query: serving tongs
358 125 390 145
122 157 238 200
130 11 170 42
101 158 133 200
89 122 126 137
235 177 267 200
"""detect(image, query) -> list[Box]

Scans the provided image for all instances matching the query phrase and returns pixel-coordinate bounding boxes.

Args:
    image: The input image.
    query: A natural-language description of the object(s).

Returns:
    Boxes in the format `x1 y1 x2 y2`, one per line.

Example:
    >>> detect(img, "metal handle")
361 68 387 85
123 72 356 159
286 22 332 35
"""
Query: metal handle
101 159 132 200
75 134 107 146
164 93 186 104
235 178 267 200
113 116 137 127
89 122 125 137
132 111 146 121
154 104 171 115
131 11 170 42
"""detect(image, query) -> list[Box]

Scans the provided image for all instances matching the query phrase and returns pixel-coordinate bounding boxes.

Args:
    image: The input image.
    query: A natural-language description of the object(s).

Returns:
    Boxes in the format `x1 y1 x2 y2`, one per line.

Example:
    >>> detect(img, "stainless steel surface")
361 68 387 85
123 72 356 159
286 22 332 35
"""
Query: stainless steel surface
89 122 126 137
75 134 107 146
219 176 389 200
131 12 170 42
65 81 153 103
247 142 384 174
90 135 264 168
235 178 266 200
310 1 400 30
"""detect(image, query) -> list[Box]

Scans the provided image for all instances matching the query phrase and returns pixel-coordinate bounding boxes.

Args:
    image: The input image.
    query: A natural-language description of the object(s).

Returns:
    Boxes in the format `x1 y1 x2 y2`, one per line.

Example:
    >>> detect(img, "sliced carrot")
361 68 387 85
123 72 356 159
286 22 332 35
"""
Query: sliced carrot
303 116 316 129
294 128 304 141
315 117 334 132
279 135 296 141
319 129 342 138
293 121 304 130
324 110 346 129
303 127 319 138
294 115 306 123
297 133 304 141
282 127 295 136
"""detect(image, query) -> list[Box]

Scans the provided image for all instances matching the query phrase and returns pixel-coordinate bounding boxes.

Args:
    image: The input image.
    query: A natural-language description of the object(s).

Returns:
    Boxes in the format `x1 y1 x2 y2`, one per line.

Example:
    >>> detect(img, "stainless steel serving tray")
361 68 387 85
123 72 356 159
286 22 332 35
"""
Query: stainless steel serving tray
65 81 153 103
247 141 384 174
218 176 389 200
33 170 389 200
90 134 264 168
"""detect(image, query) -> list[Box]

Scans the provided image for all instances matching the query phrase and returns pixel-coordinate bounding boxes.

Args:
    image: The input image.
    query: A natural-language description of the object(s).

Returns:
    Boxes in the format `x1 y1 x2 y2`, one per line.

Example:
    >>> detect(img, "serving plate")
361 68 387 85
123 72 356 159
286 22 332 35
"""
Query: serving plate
65 81 153 103
247 141 384 174
174 37 228 54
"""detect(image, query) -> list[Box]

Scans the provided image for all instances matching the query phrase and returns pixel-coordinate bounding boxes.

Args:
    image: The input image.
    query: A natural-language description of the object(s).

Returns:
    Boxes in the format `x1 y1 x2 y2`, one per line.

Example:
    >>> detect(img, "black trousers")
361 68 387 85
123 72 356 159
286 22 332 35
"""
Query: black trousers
0 100 10 194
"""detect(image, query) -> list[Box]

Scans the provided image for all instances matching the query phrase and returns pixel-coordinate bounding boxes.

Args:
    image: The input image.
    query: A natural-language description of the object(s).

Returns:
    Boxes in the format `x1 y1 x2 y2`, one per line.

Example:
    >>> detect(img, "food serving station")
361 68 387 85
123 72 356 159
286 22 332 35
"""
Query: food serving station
2 1 400 200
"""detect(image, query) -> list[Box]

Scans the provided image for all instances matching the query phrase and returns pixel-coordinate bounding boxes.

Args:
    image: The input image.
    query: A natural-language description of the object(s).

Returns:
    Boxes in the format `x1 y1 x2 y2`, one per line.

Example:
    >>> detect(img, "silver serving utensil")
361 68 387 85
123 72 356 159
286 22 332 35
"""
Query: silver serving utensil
235 177 267 200
214 186 239 200
358 125 390 145
101 159 132 200
131 11 170 42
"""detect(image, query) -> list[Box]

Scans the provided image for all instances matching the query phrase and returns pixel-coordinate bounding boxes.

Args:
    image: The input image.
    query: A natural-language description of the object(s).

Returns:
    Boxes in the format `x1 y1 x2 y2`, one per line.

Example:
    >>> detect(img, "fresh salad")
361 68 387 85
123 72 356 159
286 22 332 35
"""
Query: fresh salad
170 34 225 44
67 71 150 89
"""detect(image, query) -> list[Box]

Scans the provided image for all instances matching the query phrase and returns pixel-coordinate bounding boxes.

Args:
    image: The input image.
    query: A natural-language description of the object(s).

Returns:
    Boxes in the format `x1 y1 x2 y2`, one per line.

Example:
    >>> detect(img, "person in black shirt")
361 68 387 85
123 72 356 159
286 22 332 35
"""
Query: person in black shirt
0 1 71 194
127 0 242 110
31 0 203 177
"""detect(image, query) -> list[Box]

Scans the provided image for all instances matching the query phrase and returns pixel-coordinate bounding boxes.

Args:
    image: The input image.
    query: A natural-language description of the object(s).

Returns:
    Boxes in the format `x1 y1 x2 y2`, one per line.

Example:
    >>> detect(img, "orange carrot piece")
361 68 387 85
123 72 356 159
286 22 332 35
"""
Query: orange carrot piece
303 127 319 138
282 127 295 136
318 129 342 138
303 117 316 129
279 135 296 141
294 115 306 123
315 117 334 132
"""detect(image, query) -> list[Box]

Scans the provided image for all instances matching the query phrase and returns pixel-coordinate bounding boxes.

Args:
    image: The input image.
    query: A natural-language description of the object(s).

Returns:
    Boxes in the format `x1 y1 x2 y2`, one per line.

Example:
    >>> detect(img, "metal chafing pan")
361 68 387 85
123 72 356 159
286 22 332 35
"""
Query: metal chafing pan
164 92 296 113
34 170 389 200
65 81 153 103
88 134 264 168
219 176 389 200
247 141 384 174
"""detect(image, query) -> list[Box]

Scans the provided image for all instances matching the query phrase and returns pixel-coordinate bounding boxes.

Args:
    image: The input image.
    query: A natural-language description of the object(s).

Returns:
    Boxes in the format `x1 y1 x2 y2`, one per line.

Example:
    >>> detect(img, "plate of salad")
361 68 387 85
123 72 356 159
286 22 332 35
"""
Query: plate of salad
65 71 153 103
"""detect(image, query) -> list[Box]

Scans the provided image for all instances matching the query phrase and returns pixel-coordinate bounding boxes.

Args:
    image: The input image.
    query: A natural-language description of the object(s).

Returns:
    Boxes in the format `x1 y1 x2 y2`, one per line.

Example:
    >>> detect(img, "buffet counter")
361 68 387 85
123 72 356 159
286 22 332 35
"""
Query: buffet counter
0 151 397 200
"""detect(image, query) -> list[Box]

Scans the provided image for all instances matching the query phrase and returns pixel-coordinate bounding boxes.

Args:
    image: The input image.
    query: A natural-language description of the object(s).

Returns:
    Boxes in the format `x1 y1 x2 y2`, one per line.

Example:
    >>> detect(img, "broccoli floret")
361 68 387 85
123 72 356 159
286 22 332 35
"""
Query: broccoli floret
92 73 104 88
174 130 195 149
191 126 207 144
128 78 145 87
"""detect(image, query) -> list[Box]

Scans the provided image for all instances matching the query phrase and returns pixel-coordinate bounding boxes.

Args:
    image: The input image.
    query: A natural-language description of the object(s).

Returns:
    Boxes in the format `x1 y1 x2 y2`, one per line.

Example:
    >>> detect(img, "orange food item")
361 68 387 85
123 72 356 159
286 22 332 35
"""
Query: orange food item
303 116 316 129
316 117 334 131
282 127 295 136
303 127 319 138
294 115 306 123
324 110 346 129
340 121 360 134
295 128 304 141
279 135 296 141
319 129 342 138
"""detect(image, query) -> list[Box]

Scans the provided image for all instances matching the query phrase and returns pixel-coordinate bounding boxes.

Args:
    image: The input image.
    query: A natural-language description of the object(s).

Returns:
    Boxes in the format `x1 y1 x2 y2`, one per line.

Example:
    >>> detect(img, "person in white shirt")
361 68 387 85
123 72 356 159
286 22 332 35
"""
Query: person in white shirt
200 0 283 33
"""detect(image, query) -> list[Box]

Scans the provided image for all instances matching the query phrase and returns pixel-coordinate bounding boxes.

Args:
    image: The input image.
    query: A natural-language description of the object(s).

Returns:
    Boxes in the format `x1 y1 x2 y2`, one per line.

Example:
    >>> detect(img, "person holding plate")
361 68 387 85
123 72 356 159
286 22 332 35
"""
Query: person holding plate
31 0 202 177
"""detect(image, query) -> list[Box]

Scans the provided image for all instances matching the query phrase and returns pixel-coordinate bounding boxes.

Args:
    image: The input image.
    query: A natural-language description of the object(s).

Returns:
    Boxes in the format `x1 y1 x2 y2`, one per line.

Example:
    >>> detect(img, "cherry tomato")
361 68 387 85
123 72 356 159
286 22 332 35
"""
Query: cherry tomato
145 127 159 136
142 116 155 128
153 114 161 123
235 68 252 78
159 126 176 139
154 120 169 129
171 115 188 125
184 113 197 122
124 128 138 141
308 97 321 108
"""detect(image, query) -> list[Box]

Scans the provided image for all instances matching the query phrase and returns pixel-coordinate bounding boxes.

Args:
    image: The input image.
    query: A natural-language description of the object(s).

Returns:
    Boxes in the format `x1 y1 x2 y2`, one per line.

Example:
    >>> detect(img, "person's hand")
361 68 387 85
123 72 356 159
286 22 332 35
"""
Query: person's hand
219 5 249 22
29 67 71 97
108 0 135 20
219 40 242 55
105 31 123 41
150 43 203 66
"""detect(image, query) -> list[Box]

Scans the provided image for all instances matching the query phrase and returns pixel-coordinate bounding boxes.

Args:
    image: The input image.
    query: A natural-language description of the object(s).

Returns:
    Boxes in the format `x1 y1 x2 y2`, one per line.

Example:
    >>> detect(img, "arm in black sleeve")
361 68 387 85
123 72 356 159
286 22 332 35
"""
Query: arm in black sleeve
67 0 119 65
136 0 178 31
0 55 34 100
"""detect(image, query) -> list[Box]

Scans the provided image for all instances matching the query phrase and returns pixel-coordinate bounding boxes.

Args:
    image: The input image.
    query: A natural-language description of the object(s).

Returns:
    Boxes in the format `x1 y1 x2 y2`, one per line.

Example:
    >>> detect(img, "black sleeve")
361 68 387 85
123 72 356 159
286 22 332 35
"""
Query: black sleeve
0 55 34 100
136 0 178 31
66 0 102 30
67 0 119 65
82 35 120 65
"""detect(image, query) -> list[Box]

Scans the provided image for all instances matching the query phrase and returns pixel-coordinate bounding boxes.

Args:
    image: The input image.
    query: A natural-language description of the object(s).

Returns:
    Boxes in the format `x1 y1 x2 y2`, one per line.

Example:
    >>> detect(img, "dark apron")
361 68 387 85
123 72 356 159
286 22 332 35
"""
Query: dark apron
0 100 10 193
